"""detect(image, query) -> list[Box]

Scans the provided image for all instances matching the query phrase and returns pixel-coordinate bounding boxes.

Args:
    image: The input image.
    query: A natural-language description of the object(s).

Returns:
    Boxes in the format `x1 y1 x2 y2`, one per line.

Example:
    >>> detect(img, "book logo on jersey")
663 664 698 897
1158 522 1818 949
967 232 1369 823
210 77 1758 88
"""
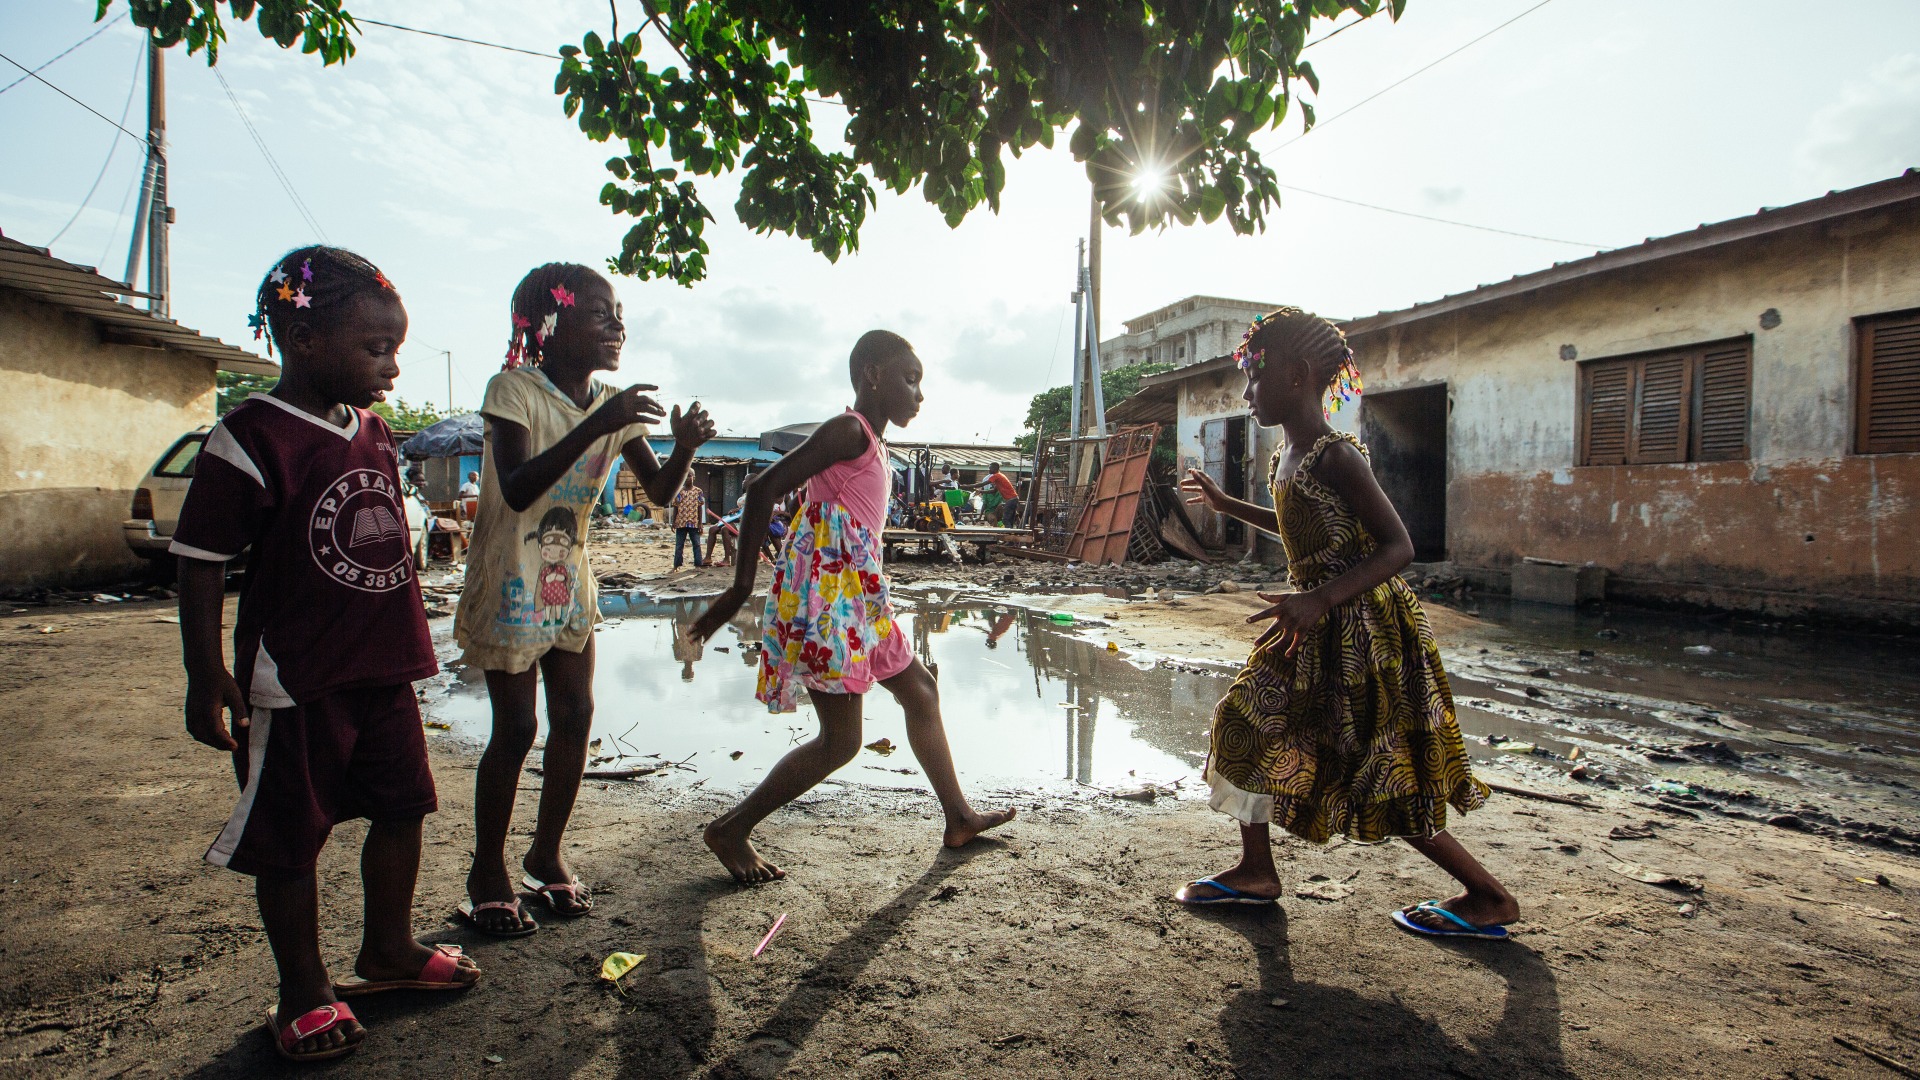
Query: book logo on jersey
310 468 413 592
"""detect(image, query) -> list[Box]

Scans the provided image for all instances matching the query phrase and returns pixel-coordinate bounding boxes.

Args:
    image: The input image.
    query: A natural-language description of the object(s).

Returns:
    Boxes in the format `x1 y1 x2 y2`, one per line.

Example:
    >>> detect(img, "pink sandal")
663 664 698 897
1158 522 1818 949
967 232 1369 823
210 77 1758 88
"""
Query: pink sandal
332 943 479 996
264 1001 361 1062
523 874 592 917
457 897 539 937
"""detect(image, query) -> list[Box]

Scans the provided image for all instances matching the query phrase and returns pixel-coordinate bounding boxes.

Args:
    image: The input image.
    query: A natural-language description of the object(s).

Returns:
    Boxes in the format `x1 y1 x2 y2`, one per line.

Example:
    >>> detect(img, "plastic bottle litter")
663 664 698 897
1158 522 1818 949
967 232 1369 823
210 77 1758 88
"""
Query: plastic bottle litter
1050 612 1075 624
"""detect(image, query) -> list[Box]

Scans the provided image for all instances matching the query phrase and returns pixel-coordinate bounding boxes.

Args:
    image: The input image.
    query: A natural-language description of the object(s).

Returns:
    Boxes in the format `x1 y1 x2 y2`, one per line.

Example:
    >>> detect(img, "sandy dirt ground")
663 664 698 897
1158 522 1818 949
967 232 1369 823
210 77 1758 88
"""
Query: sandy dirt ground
4 557 1920 1078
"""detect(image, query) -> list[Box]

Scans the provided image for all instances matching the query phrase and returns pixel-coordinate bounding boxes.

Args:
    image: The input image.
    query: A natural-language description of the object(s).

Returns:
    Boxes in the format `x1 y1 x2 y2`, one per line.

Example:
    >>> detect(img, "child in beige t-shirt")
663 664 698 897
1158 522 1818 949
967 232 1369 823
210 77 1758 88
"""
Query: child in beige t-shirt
453 263 714 936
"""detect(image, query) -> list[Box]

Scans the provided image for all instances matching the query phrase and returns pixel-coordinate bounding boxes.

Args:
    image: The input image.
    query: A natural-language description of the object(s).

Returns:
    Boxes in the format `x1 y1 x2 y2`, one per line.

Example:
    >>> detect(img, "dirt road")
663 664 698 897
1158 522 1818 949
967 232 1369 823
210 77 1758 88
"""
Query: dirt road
3 592 1919 1078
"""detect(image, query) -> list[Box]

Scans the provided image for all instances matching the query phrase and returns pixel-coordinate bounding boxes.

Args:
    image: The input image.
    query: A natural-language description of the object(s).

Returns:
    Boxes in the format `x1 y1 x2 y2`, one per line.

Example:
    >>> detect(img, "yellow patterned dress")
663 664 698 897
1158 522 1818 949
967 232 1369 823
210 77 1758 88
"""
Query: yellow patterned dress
1205 431 1488 843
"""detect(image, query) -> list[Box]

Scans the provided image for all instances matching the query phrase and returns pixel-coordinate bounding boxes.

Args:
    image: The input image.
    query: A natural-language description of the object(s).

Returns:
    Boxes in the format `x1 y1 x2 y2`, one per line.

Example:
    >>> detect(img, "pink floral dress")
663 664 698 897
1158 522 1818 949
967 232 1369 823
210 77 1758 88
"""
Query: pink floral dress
757 410 912 712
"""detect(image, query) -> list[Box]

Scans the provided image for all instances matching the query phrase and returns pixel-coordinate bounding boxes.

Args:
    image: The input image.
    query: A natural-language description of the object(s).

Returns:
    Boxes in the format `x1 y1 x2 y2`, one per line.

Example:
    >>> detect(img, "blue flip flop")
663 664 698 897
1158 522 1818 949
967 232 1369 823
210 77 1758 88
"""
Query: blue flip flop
1174 877 1279 906
1390 900 1510 940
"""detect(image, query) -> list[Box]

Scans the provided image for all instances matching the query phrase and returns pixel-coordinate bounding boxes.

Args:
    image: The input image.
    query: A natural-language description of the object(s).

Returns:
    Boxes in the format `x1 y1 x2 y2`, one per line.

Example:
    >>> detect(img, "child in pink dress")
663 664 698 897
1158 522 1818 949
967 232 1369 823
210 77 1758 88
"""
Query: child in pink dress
689 331 1014 883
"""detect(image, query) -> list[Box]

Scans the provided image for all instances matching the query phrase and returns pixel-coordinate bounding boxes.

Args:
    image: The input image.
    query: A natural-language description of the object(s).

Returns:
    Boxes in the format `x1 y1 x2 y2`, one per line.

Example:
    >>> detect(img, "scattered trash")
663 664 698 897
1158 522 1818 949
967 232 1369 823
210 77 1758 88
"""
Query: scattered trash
729 750 744 760
1683 645 1714 655
1595 628 1620 640
1049 612 1075 624
1648 780 1693 797
1676 903 1697 918
1567 747 1581 761
864 738 895 756
1606 858 1703 893
151 614 180 624
1106 641 1119 652
1527 667 1551 678
91 593 123 603
35 626 66 635
600 951 645 993
1609 822 1658 841
1268 997 1290 1009
1569 764 1591 781
753 913 788 958
1496 741 1540 755
423 720 451 731
989 1033 1027 1048
484 1053 505 1065
1112 786 1159 803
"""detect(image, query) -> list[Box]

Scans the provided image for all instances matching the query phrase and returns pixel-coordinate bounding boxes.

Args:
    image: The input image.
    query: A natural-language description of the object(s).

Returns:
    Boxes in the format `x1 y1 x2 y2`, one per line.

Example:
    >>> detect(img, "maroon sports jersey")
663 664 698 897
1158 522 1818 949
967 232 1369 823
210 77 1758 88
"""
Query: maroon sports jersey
171 393 436 707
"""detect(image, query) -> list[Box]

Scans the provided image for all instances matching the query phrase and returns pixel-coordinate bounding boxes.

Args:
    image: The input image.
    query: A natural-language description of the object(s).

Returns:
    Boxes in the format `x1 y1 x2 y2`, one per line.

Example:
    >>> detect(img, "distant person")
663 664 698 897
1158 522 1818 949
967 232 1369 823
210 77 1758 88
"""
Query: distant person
671 478 708 568
453 261 714 937
707 491 746 566
172 247 480 1063
1175 308 1518 940
975 462 1021 525
687 330 1014 883
459 471 481 498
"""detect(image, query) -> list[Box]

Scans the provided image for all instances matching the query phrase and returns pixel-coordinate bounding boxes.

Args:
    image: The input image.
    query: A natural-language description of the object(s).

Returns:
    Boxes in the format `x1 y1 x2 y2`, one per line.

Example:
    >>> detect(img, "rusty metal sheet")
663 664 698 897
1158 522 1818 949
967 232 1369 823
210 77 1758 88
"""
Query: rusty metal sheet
1067 424 1159 565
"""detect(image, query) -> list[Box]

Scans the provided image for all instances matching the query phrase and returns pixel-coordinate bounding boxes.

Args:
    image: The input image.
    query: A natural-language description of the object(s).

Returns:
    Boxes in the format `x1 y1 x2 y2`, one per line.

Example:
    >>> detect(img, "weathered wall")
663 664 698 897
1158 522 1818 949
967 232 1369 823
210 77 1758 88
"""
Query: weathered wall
0 290 216 589
1350 202 1920 622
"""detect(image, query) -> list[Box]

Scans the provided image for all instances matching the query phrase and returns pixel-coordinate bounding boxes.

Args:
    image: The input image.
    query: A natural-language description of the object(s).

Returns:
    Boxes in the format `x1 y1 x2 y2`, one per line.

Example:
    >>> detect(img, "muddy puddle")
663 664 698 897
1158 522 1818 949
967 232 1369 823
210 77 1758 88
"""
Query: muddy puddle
428 590 1215 795
424 585 1920 836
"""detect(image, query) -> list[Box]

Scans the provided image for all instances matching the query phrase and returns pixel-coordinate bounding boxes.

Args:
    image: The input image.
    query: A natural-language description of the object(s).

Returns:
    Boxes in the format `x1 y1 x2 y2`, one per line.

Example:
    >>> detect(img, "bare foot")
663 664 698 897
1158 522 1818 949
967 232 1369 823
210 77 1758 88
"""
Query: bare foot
704 818 785 884
1400 889 1520 930
943 807 1016 848
1174 864 1283 903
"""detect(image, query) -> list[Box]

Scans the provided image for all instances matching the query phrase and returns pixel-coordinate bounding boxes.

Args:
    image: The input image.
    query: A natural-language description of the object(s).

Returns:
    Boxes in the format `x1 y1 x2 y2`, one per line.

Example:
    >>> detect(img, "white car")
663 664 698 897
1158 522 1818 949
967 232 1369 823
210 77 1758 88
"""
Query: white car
125 427 430 576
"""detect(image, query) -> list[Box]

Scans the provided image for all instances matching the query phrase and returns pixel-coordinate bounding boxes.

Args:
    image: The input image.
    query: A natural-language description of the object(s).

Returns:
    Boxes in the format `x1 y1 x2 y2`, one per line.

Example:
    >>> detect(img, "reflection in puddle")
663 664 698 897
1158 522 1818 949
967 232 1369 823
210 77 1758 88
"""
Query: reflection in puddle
432 591 1223 793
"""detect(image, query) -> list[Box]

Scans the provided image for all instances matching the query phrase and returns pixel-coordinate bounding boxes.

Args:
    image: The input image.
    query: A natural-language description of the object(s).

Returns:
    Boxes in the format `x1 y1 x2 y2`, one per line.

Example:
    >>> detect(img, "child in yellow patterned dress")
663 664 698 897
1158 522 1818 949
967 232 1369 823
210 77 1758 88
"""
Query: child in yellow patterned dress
1175 307 1520 941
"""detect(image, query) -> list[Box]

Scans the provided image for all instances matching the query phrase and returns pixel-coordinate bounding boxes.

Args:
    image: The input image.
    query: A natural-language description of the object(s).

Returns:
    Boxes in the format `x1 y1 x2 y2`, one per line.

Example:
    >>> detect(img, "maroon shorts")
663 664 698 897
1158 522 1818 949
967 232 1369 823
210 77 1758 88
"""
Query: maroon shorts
205 683 437 877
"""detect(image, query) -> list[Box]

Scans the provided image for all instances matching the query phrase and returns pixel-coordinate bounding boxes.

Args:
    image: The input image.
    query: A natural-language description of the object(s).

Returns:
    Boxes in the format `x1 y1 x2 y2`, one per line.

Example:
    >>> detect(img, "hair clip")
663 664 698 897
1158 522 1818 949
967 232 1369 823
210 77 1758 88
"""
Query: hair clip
374 270 394 291
1323 349 1364 420
247 311 265 339
300 258 314 283
291 287 313 309
550 284 576 308
275 281 295 302
1232 316 1266 372
538 311 558 342
512 313 531 330
268 267 288 285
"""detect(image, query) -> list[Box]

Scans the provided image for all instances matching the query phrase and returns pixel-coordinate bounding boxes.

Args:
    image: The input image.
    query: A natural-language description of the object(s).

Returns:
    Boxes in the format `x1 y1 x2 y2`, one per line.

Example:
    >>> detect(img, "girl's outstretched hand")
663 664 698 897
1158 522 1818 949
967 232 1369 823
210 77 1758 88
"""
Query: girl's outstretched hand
592 384 667 435
1180 467 1230 513
1246 589 1329 656
689 584 751 644
671 401 716 448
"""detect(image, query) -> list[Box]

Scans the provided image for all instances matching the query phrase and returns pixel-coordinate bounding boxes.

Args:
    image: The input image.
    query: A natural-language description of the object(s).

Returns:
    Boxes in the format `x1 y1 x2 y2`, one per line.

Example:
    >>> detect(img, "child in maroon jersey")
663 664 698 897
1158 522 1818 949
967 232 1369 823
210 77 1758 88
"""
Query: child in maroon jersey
174 247 478 1063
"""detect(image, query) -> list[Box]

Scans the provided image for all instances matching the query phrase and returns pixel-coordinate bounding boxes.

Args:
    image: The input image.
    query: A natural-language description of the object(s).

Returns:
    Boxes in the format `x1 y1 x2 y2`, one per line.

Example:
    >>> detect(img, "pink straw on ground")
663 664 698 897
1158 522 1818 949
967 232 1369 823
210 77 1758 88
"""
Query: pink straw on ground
753 914 788 957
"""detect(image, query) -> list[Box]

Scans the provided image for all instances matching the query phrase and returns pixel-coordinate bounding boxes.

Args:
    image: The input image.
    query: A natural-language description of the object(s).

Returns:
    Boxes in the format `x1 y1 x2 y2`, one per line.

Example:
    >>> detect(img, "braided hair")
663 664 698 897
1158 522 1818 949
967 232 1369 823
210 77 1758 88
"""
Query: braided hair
849 329 914 389
1233 306 1363 420
504 262 601 369
249 246 395 357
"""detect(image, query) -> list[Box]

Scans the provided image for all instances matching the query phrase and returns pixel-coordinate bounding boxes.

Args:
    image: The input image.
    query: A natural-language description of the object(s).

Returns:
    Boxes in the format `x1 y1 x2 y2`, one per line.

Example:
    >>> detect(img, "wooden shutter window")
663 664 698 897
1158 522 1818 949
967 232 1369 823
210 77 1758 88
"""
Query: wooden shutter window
1694 342 1752 461
1633 353 1691 463
1581 361 1632 465
1858 312 1920 454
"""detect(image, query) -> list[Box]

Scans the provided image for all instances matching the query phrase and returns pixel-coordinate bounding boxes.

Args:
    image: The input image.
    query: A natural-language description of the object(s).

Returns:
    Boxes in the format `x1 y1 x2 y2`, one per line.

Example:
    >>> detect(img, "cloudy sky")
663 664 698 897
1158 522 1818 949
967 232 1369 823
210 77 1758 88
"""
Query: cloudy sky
4 0 1918 442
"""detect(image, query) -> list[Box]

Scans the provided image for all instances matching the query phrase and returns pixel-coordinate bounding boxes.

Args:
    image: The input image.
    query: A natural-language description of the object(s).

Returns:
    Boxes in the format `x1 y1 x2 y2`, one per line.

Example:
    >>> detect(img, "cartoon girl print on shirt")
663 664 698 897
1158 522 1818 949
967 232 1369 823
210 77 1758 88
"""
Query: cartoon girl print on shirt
527 505 580 628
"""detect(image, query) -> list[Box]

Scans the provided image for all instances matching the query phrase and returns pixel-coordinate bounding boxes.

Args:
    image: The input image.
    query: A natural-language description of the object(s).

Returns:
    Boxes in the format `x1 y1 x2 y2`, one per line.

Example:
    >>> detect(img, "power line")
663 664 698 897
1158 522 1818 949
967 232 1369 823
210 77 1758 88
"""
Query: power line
0 10 128 96
356 17 559 59
1270 0 1558 152
1302 14 1368 50
45 39 144 248
0 48 144 141
1279 183 1603 248
211 68 329 241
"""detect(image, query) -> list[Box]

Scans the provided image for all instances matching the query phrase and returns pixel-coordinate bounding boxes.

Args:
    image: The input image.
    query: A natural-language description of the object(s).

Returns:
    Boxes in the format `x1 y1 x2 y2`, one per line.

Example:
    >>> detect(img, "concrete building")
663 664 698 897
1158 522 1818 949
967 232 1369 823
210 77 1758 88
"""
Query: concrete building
1097 294 1276 373
0 231 274 589
1346 170 1920 625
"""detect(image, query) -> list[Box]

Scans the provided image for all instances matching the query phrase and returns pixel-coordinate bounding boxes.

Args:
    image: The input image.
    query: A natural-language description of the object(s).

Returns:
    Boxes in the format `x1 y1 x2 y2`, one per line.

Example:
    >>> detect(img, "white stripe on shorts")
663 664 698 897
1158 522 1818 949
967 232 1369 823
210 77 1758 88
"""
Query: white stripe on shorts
205 709 274 868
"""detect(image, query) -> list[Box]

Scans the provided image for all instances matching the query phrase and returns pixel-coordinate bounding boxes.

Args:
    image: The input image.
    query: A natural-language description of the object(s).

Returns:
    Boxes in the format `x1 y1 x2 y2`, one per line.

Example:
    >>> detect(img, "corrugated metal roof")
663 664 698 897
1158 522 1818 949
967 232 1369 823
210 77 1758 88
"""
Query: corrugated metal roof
0 230 277 376
1341 169 1920 338
888 442 1032 473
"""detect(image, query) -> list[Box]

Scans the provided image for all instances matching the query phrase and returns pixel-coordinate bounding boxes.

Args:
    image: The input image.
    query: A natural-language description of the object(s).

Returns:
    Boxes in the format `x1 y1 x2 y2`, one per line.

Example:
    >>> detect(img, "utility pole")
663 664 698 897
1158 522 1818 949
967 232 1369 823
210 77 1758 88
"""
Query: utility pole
1068 190 1107 485
123 37 168 314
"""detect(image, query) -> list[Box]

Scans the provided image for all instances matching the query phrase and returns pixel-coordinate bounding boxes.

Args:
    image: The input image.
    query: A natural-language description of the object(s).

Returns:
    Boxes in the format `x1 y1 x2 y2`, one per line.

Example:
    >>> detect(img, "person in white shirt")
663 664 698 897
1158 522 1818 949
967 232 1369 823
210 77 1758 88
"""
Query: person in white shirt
459 471 481 498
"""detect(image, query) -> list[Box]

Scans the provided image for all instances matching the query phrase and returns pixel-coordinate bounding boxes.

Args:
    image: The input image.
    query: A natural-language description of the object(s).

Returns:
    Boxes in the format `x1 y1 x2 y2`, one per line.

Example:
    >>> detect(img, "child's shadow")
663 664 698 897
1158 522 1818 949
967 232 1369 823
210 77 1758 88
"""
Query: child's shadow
1198 906 1573 1080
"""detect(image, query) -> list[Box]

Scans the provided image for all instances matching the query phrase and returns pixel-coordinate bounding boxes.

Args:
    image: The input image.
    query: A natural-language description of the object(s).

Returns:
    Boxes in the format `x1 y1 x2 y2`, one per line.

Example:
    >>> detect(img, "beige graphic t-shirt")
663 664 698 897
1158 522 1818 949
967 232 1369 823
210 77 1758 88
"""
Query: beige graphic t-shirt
453 366 649 673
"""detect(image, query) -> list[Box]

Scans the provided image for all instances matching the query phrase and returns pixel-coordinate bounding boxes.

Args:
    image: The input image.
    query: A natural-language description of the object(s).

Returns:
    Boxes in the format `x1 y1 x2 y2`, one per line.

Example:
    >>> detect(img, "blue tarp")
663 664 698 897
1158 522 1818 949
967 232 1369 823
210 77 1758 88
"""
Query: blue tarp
399 412 483 460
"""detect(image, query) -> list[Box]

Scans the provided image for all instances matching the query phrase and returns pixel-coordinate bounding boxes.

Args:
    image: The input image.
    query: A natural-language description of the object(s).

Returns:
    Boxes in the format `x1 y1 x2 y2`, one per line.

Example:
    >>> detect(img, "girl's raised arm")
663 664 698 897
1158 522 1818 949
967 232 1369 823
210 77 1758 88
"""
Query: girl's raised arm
619 402 715 506
688 413 869 641
1181 467 1281 536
